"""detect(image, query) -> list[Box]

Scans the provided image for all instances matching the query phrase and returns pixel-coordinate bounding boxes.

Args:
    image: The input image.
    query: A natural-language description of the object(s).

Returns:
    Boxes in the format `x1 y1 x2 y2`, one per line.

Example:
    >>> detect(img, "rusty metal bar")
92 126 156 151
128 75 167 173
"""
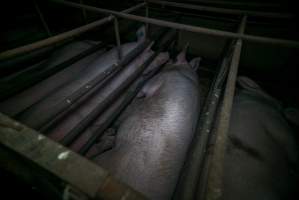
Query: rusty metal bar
205 15 247 200
113 17 122 61
147 0 292 18
0 113 147 199
0 2 146 61
34 0 52 36
52 0 299 48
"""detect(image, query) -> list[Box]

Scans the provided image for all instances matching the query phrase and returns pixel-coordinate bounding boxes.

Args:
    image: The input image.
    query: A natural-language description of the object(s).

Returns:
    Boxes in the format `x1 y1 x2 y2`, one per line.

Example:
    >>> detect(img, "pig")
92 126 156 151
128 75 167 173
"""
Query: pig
47 45 169 144
223 76 299 200
0 40 106 116
67 51 170 153
14 26 147 129
93 47 201 200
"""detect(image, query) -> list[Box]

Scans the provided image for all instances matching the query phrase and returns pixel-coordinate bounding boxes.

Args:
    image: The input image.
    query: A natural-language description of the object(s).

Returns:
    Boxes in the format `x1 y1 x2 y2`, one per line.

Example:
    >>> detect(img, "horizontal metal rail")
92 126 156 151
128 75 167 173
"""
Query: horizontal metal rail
0 2 146 61
58 41 151 145
0 113 146 200
147 0 292 18
53 0 299 48
181 0 281 8
0 42 106 101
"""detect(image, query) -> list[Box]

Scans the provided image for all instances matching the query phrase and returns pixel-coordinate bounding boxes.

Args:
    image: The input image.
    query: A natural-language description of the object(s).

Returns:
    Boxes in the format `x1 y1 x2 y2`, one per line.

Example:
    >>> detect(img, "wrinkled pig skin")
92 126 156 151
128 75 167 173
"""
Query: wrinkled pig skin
93 57 201 200
223 76 299 200
0 40 105 116
15 28 146 129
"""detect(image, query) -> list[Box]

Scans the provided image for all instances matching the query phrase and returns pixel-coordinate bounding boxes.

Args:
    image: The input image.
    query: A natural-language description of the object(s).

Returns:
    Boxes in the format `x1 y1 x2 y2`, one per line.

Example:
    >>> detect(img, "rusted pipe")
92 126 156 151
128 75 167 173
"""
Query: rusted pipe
52 0 299 48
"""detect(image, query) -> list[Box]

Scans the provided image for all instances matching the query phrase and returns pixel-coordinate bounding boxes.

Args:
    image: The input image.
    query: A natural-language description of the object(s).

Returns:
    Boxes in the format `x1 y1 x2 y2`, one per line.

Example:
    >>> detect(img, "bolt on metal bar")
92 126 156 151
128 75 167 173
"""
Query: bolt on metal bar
147 0 293 19
0 2 146 61
113 17 122 61
52 0 299 48
34 0 52 36
205 15 247 200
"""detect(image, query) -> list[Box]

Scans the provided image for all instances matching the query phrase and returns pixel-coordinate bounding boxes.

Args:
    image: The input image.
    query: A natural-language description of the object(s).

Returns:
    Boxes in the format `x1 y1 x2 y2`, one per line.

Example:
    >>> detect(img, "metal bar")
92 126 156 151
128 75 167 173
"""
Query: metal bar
80 0 87 23
205 15 247 200
1 42 106 101
34 0 52 36
147 0 292 18
0 113 146 200
79 29 176 155
122 2 146 13
0 2 146 61
113 17 122 60
52 0 299 48
174 0 281 8
149 6 292 27
0 17 112 61
145 1 149 38
173 41 233 200
39 42 150 134
58 41 150 145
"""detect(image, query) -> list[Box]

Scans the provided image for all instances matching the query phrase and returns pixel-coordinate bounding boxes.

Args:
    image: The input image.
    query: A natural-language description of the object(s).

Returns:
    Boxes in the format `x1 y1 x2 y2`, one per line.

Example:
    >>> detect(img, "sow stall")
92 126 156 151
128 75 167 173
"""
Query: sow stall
0 0 298 199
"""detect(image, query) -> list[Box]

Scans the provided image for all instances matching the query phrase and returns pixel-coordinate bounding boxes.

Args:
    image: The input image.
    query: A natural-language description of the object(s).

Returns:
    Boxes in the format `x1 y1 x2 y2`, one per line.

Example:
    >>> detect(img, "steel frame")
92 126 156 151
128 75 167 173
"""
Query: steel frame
0 2 146 61
52 0 299 48
0 1 298 200
147 0 292 18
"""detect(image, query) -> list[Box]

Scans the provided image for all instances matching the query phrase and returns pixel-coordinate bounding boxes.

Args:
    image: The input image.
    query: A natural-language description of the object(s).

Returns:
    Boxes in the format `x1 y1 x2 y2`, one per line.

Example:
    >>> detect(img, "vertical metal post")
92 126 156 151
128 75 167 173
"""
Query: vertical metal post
113 16 122 61
145 1 150 38
205 15 247 200
80 0 87 23
34 0 52 36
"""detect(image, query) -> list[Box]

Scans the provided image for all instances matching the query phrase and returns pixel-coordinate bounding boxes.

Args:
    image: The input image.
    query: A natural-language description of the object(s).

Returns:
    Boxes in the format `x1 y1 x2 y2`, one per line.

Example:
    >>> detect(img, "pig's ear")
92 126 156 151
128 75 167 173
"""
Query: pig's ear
175 43 189 65
190 57 201 71
136 26 146 42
